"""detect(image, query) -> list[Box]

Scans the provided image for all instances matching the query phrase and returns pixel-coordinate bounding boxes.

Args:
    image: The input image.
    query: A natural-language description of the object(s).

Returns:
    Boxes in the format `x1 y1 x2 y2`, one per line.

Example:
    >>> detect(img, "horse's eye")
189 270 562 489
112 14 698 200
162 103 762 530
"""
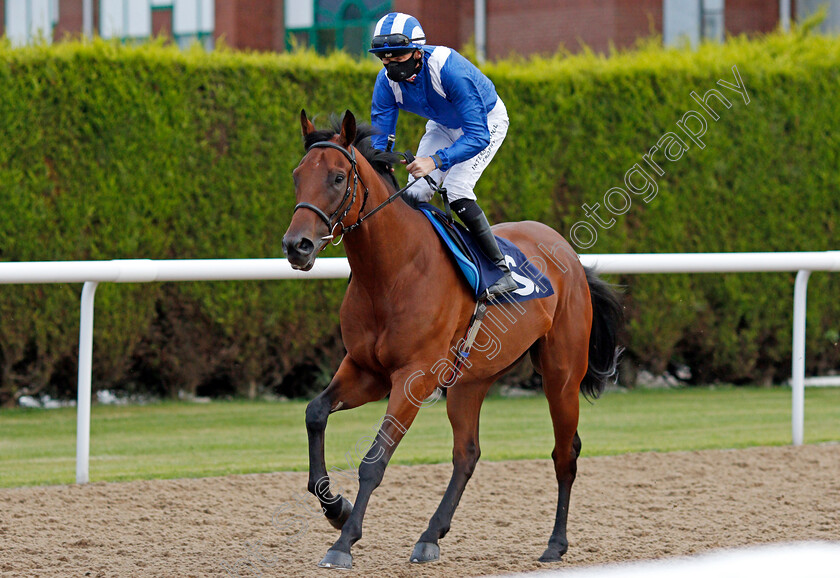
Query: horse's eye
335 174 345 184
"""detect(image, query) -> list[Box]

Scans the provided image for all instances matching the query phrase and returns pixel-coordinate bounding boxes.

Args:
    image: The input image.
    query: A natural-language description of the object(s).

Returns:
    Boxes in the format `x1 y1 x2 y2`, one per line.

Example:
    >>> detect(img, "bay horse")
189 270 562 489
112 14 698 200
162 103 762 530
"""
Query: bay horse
282 110 622 569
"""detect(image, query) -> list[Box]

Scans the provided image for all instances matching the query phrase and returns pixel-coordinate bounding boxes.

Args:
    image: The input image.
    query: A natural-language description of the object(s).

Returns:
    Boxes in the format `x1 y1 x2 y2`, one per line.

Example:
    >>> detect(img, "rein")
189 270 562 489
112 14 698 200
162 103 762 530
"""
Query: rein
293 140 441 244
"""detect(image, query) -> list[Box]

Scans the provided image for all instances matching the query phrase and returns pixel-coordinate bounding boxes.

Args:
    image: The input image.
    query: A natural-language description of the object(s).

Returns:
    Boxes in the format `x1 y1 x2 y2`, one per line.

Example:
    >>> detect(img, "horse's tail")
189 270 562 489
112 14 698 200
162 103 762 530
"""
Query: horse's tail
580 266 623 400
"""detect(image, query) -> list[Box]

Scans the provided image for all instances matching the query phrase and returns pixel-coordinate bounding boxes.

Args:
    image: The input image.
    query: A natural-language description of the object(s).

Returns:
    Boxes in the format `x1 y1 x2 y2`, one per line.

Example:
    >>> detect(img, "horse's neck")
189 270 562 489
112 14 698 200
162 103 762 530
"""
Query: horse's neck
342 171 432 291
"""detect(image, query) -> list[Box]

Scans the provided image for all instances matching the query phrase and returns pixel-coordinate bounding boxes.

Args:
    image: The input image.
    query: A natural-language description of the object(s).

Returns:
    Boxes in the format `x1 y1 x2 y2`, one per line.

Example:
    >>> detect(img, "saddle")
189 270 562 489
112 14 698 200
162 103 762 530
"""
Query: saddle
416 202 554 303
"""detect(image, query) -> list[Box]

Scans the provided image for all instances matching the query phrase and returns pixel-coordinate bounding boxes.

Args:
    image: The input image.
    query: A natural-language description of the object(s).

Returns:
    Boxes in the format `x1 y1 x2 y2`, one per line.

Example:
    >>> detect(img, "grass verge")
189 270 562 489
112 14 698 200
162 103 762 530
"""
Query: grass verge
1 386 838 488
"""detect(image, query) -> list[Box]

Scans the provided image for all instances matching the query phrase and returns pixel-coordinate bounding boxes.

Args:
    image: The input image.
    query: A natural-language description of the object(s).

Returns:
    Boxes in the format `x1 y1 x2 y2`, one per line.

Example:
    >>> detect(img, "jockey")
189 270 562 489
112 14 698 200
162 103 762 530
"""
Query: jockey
369 12 518 297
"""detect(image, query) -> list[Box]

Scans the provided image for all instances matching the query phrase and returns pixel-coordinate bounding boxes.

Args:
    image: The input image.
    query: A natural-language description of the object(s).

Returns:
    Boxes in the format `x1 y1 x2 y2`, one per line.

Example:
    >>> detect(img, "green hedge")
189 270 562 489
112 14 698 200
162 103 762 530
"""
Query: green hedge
0 31 838 405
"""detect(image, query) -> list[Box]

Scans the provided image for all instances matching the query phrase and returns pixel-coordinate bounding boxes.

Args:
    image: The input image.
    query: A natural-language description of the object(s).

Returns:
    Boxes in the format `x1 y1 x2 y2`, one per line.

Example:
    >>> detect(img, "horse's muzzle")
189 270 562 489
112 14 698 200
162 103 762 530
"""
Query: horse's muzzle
282 234 318 270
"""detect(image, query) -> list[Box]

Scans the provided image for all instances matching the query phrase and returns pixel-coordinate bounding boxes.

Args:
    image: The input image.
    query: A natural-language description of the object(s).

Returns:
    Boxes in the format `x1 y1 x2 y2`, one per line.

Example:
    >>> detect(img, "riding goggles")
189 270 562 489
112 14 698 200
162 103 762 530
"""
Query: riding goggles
370 33 425 55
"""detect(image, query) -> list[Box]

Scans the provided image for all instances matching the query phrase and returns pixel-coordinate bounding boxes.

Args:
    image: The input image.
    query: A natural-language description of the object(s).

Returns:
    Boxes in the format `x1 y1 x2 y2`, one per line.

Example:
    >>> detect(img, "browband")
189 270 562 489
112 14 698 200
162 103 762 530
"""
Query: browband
307 141 356 164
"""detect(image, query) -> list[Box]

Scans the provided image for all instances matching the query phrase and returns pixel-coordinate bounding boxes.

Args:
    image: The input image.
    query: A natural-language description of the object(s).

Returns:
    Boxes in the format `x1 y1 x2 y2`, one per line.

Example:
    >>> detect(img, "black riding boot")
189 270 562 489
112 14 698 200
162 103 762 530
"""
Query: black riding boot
451 199 518 296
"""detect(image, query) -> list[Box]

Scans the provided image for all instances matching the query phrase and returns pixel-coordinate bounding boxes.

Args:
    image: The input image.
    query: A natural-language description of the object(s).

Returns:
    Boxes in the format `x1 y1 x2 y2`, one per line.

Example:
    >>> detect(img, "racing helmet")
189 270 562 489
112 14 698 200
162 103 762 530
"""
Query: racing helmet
369 12 426 58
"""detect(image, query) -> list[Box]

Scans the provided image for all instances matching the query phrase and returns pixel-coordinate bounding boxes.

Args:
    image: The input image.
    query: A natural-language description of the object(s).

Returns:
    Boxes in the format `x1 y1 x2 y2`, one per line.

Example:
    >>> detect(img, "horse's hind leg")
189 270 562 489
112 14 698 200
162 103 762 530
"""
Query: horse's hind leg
532 321 590 562
411 381 489 563
306 356 388 528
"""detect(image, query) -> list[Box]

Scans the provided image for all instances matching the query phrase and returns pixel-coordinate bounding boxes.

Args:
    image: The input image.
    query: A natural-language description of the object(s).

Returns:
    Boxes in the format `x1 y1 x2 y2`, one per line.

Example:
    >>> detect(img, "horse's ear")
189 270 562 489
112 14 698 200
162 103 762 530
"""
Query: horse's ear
300 109 315 137
339 110 356 147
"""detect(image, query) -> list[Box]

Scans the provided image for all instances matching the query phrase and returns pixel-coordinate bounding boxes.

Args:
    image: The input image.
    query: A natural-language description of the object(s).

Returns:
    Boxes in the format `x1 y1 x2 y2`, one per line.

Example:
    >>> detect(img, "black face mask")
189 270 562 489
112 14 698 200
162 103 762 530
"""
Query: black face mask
385 56 420 83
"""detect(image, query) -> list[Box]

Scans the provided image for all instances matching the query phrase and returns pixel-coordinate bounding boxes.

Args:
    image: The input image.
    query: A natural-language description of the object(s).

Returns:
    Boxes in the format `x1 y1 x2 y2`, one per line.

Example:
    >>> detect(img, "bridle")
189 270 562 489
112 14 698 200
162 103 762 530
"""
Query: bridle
293 140 436 245
293 141 371 245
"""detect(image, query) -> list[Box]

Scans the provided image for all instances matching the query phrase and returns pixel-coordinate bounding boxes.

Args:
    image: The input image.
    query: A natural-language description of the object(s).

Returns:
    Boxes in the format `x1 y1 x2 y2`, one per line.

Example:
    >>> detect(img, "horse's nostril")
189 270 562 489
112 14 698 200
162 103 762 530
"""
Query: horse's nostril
297 237 315 256
282 236 315 258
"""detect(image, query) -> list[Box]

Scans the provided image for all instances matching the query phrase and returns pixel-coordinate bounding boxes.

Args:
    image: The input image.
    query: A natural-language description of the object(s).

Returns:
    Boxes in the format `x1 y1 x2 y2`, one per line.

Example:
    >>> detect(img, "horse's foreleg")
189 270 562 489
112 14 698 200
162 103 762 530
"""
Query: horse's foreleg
318 369 430 569
411 383 486 563
306 357 387 527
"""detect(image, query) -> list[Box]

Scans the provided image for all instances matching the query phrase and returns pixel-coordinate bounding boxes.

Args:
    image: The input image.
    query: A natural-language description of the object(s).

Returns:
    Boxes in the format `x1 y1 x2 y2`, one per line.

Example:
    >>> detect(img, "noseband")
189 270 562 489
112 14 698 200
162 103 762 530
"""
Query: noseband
293 141 370 245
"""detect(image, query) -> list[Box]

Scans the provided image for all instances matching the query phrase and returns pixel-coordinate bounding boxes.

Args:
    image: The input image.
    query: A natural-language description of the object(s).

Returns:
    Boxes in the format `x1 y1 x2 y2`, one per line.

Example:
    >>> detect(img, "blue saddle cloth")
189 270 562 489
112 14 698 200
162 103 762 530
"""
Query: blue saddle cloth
417 203 554 303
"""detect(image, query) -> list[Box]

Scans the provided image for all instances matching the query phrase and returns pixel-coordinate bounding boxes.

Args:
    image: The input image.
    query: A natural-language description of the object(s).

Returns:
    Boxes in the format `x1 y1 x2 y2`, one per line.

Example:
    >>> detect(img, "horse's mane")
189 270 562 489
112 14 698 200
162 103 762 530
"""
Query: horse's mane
303 114 402 190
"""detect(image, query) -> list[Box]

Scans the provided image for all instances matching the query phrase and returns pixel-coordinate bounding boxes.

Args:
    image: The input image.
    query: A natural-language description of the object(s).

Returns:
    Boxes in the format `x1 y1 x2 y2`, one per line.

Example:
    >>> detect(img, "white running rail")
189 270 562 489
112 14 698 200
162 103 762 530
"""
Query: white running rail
1 252 839 484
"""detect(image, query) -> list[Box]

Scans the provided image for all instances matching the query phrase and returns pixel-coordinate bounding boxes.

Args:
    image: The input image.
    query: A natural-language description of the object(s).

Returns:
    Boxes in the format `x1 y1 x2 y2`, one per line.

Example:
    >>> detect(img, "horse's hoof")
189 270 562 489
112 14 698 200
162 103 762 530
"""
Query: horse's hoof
326 496 353 530
538 548 564 563
410 541 440 563
318 549 353 569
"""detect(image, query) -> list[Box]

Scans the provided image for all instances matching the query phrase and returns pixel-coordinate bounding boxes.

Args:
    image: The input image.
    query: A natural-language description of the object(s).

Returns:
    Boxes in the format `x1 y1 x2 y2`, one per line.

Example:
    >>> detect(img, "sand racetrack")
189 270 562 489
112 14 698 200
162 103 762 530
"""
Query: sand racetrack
2 444 839 577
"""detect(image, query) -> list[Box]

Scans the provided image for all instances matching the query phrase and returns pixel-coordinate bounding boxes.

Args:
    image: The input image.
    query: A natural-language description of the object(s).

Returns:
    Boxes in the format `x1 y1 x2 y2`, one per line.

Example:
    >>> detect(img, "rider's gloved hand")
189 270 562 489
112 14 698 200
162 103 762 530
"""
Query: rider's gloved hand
403 157 437 202
406 156 436 179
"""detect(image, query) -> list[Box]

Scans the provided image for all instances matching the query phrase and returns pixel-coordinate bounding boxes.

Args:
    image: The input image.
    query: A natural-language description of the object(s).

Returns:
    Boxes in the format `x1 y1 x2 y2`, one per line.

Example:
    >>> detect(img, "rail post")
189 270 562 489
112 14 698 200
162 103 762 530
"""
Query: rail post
75 281 99 484
791 270 811 446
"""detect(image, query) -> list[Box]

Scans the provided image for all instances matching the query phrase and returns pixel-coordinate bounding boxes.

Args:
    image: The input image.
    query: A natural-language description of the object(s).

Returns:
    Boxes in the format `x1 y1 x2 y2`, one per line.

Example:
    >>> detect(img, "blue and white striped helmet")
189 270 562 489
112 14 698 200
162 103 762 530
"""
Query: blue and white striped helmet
369 12 426 55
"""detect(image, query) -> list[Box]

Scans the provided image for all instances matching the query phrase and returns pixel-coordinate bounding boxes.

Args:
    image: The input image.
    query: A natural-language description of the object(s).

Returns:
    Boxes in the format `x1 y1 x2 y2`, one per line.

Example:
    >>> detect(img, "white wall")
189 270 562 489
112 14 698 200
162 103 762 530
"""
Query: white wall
6 0 58 45
798 0 840 33
663 0 726 47
99 0 213 41
286 0 314 29
663 0 702 48
173 0 214 35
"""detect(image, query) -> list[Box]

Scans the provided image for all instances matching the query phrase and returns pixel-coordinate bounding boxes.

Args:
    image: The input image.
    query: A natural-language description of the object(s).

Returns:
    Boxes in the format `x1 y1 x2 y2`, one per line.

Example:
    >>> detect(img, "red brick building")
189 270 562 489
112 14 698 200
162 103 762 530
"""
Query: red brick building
0 1 828 58
0 0 283 50
214 0 285 52
399 0 799 60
